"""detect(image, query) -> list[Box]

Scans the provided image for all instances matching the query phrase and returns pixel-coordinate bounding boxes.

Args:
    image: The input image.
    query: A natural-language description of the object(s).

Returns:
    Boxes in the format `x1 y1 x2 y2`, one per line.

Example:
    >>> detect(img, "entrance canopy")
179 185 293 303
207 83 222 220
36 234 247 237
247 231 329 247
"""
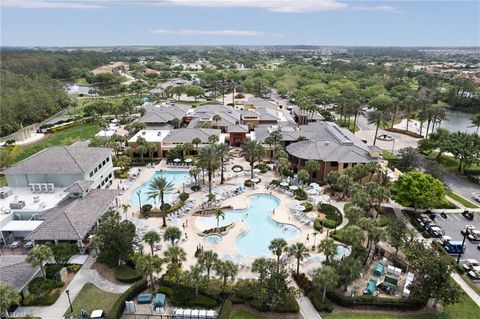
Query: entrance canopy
1 220 43 232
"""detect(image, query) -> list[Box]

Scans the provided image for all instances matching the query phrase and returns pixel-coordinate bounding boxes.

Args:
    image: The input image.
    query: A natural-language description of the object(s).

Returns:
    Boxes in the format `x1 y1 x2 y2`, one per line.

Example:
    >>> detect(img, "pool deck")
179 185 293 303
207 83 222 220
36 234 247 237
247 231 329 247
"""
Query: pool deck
114 153 349 276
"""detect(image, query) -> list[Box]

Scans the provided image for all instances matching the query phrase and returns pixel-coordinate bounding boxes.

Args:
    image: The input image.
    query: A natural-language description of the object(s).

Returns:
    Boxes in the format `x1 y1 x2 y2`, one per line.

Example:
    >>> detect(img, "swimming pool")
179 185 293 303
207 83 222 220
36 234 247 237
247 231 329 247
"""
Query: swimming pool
204 234 222 245
130 171 190 206
196 194 300 257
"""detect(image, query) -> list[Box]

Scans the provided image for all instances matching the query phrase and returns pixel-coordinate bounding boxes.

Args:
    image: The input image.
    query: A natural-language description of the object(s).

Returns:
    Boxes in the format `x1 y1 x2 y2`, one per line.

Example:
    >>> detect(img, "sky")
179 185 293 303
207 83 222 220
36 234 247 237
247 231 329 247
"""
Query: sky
1 0 479 47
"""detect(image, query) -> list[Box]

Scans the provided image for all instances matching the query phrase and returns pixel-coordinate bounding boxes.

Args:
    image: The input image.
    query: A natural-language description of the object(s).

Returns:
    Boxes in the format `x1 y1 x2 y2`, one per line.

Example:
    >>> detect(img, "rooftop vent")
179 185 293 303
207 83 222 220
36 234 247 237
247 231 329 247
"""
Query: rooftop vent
325 141 330 146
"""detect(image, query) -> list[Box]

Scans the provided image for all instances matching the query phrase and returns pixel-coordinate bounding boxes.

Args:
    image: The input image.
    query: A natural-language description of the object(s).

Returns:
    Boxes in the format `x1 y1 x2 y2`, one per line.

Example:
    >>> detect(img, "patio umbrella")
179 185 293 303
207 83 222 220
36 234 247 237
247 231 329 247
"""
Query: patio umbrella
254 168 261 173
319 195 331 204
296 205 306 211
185 158 193 163
292 199 301 205
306 212 318 219
310 182 320 189
280 181 289 187
232 166 243 172
289 185 299 191
173 158 181 162
252 178 260 183
307 189 318 195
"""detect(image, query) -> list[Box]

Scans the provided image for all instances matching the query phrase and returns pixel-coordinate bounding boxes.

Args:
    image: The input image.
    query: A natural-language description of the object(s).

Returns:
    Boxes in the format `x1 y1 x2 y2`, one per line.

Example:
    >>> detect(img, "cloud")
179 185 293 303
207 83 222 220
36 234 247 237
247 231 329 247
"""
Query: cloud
352 5 403 13
150 29 280 37
2 0 103 9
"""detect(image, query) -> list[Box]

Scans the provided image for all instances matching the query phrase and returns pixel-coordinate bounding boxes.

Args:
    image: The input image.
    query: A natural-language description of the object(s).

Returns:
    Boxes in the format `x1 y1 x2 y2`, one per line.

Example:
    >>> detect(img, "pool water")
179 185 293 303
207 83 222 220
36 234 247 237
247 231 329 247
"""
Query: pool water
196 194 300 257
335 245 351 259
204 234 222 245
130 171 190 206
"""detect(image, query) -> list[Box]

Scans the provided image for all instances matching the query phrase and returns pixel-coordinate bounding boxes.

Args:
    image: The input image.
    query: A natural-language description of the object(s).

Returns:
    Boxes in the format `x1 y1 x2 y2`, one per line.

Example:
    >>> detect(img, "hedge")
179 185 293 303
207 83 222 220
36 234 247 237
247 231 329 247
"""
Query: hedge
249 294 299 313
115 265 142 283
22 290 61 306
311 289 334 313
303 202 313 212
108 279 148 319
218 299 233 319
46 122 79 133
326 289 425 310
313 219 324 232
157 286 173 297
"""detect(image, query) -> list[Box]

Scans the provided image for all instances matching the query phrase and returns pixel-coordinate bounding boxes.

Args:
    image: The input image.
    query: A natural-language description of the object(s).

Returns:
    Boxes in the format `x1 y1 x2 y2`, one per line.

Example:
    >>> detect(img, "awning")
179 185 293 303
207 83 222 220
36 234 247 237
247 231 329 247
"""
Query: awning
1 220 43 232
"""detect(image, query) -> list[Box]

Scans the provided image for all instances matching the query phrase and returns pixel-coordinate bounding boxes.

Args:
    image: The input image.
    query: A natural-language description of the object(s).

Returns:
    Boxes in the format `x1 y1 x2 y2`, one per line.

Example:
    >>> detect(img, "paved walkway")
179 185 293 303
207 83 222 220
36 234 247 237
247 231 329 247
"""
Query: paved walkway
451 272 480 308
297 295 322 319
15 257 131 319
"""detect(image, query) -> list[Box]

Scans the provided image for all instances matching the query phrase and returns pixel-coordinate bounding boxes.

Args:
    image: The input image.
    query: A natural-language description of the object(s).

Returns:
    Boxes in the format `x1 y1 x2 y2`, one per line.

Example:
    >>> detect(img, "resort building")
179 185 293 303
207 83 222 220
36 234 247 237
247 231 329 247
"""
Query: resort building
291 106 324 125
185 104 241 132
0 255 41 298
139 103 191 129
1 146 114 190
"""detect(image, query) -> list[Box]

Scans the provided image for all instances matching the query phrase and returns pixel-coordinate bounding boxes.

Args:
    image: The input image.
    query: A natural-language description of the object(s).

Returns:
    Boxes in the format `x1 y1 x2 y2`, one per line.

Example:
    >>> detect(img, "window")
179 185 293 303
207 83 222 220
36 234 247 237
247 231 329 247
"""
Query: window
106 157 110 162
343 163 348 169
94 168 98 173
331 162 338 167
89 172 93 177
102 160 106 165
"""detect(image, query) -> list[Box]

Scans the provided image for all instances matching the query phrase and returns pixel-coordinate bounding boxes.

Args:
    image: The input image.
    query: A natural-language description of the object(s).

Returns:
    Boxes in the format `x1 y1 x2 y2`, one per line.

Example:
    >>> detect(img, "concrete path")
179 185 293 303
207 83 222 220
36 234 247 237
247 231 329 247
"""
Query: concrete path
297 295 322 319
451 272 480 308
15 258 131 319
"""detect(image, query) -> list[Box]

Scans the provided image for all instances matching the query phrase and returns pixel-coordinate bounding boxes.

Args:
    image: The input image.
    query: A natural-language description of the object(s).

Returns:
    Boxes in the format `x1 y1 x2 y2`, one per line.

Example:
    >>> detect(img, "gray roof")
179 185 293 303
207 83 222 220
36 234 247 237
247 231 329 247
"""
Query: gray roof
227 125 249 133
64 180 94 194
27 189 119 241
285 122 376 163
0 256 40 290
140 104 190 124
189 104 241 127
2 146 112 175
163 128 221 144
291 106 324 121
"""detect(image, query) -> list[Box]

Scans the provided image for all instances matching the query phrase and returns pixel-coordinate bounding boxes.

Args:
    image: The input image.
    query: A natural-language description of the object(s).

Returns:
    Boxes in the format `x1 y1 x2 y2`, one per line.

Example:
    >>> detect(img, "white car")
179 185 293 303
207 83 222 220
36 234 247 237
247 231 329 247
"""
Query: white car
473 192 480 203
23 241 34 248
10 241 21 248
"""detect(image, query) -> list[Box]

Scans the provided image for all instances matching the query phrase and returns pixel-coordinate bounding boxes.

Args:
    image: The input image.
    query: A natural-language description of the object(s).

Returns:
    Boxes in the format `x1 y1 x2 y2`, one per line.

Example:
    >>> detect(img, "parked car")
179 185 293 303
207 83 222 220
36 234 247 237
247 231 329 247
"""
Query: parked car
23 241 34 248
468 230 480 242
10 241 21 249
443 240 466 254
461 225 477 236
462 210 474 221
462 259 479 272
440 212 447 219
429 226 445 238
473 192 480 203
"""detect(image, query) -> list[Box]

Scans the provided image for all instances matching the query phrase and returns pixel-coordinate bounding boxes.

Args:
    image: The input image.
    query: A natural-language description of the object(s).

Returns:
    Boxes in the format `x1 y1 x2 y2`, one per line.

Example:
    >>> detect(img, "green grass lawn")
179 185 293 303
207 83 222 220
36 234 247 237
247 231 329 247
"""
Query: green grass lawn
63 283 120 317
324 294 480 319
382 150 398 161
445 191 479 209
428 153 480 173
12 124 99 164
230 310 266 319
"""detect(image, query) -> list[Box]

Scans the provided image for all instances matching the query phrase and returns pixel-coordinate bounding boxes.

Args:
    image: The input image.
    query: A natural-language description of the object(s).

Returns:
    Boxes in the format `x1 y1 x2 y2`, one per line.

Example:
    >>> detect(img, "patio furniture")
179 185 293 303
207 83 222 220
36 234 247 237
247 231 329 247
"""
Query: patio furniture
153 293 166 308
137 293 153 304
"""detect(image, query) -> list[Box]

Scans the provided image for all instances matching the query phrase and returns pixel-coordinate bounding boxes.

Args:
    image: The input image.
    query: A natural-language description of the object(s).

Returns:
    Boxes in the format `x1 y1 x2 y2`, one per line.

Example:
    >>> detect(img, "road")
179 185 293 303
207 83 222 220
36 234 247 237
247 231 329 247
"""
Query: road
444 173 480 204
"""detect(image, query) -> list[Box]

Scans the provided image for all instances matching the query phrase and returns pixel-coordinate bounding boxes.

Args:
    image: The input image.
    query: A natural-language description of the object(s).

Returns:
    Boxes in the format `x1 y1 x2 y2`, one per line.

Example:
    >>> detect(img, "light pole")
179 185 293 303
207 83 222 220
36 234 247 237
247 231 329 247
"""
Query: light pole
66 289 73 313
456 232 468 264
391 138 396 154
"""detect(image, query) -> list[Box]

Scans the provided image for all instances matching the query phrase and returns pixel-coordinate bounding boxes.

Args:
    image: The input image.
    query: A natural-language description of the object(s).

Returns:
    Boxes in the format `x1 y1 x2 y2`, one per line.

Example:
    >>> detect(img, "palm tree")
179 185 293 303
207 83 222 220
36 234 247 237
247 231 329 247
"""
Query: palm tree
182 142 193 157
198 145 221 195
135 253 163 291
212 208 225 229
215 143 229 184
192 137 202 154
198 250 218 280
189 167 201 187
344 204 364 225
336 174 352 199
367 110 388 146
0 283 21 315
164 246 187 282
27 245 53 279
212 114 222 128
317 238 337 263
288 242 310 276
208 134 219 144
337 257 362 291
349 100 363 133
269 238 287 273
313 265 339 304
305 160 320 183
142 230 161 255
297 169 310 189
146 142 157 159
242 140 264 179
215 260 238 286
146 176 174 227
185 264 205 296
251 257 269 284
121 203 131 220
471 113 480 134
276 157 290 178
136 145 148 165
164 226 182 246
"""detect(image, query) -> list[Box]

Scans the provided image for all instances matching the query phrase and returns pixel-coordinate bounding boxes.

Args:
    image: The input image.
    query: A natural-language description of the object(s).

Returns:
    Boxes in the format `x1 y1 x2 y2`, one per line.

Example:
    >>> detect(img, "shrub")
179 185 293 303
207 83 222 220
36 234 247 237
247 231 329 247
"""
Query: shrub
244 179 253 187
28 277 63 294
45 264 63 280
140 204 152 217
326 289 425 310
323 219 338 229
157 286 173 297
272 294 299 313
191 185 200 192
67 264 81 273
294 189 307 201
179 192 189 202
313 219 324 232
22 290 61 306
311 290 334 313
170 286 218 309
303 202 313 212
376 215 390 227
218 299 233 319
318 204 342 227
49 244 79 265
115 265 142 283
109 279 148 319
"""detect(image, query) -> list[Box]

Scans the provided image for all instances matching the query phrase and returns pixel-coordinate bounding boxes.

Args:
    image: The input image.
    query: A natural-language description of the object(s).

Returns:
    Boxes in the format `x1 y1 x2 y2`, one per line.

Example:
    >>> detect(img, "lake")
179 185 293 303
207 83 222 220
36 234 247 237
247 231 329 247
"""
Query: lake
65 83 96 95
438 110 476 134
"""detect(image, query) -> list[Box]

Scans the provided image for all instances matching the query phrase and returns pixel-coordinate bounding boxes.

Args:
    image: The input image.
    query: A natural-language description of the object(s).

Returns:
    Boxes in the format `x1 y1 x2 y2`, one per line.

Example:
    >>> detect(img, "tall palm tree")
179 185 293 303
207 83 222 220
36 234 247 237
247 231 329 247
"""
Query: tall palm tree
317 238 337 262
305 160 320 183
288 242 310 276
215 260 238 286
135 253 163 291
198 145 221 195
338 257 362 291
121 203 131 220
336 174 352 199
189 167 201 187
198 250 218 280
212 114 222 128
142 230 161 255
215 143 229 184
192 137 202 154
470 113 480 134
269 238 287 273
27 245 53 279
164 246 187 283
367 110 388 146
164 226 182 246
0 283 21 315
242 140 264 179
136 145 148 165
185 264 205 296
208 134 219 144
276 157 291 179
313 265 339 304
251 257 269 284
146 176 175 227
212 208 225 229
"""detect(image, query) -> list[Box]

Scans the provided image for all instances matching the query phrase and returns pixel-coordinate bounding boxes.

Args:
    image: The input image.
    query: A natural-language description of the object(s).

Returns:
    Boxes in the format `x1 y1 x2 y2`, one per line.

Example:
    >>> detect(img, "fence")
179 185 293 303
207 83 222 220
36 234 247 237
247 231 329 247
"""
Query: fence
122 314 217 319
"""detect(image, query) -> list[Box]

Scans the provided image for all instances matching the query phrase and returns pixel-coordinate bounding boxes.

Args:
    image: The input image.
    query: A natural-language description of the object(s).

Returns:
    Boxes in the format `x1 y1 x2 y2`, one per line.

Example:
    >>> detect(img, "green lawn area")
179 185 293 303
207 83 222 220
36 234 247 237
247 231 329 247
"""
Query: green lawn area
324 294 480 319
12 124 99 164
64 283 120 317
445 191 479 209
428 153 480 173
382 150 398 161
0 175 6 187
230 310 266 319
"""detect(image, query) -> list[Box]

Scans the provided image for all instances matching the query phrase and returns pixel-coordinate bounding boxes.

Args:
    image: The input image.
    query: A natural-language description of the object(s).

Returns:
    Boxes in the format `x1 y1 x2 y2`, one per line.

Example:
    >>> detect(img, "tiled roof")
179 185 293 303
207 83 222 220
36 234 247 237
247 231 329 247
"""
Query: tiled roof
0 256 40 290
163 128 221 143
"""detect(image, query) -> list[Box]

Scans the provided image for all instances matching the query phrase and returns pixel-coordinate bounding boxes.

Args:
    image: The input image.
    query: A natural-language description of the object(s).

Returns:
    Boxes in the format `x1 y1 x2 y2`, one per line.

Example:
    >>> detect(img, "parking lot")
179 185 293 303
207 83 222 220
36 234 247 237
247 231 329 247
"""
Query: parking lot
434 213 480 262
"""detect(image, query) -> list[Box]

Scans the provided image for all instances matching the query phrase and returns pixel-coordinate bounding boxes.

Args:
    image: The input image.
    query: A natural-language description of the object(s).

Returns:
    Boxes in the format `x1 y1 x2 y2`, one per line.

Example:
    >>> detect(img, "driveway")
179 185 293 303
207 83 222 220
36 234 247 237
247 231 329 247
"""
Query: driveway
444 173 480 204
